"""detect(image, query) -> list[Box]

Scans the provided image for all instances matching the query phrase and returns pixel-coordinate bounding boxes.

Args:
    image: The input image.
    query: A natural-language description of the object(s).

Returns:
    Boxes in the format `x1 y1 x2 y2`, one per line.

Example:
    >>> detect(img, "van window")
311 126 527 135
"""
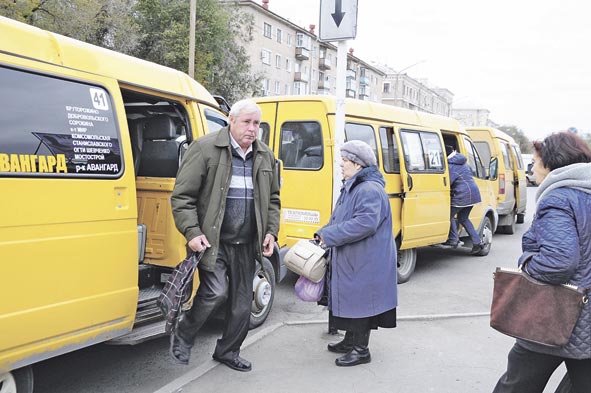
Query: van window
0 66 122 178
499 142 513 169
122 89 192 177
463 137 487 179
345 122 379 166
259 122 270 145
379 127 400 173
280 121 323 170
512 145 524 170
205 109 228 133
474 141 492 169
400 130 445 173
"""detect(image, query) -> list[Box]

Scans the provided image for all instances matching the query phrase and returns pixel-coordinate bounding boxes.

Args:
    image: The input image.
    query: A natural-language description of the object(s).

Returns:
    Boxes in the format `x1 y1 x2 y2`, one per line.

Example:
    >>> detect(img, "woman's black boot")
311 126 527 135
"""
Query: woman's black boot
335 330 371 367
327 330 354 353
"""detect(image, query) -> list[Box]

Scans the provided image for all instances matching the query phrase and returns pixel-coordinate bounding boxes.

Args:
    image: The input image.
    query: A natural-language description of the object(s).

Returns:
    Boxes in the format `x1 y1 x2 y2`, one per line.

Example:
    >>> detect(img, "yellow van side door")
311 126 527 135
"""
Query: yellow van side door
0 63 138 371
398 128 450 247
260 101 333 246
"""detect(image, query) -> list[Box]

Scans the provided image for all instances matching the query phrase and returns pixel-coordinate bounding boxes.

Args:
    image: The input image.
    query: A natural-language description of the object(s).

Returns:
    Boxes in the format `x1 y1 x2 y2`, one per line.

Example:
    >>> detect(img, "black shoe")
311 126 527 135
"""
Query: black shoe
169 333 192 365
213 355 252 372
328 331 355 353
335 347 371 367
471 242 485 255
441 240 459 248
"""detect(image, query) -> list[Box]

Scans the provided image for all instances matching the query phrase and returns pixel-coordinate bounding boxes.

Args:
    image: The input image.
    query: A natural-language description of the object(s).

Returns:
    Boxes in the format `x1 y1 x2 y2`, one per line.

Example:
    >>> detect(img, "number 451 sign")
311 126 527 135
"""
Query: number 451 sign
319 0 358 42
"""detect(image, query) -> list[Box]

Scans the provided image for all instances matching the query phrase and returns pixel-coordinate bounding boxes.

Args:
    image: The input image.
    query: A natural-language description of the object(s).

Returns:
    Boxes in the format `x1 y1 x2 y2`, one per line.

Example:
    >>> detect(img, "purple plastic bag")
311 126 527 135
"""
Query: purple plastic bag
294 275 324 302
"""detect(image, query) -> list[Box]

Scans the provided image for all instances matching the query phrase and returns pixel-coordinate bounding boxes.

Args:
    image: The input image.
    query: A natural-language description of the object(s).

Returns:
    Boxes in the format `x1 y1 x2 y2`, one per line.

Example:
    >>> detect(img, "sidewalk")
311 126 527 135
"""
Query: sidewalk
154 314 565 393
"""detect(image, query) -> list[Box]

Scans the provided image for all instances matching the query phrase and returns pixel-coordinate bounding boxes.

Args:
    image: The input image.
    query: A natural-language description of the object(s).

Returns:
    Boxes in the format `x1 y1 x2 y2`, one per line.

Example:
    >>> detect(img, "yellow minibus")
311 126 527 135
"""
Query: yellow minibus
466 127 527 234
0 17 282 391
255 96 497 284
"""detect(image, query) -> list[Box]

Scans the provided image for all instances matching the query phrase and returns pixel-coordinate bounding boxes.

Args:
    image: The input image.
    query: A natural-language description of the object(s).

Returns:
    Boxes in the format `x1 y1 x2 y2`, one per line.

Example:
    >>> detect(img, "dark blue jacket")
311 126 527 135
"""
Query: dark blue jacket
448 153 481 207
518 163 591 359
317 166 398 318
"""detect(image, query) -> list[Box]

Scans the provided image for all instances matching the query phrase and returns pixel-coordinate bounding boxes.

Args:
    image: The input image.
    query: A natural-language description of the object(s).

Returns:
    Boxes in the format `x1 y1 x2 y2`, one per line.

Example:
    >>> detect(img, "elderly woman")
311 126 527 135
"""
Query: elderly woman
493 132 591 392
316 140 398 367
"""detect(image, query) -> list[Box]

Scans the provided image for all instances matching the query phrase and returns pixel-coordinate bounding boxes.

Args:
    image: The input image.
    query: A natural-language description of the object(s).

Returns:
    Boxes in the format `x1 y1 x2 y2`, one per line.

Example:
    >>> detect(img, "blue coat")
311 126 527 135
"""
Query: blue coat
517 163 591 359
317 166 398 318
448 153 481 207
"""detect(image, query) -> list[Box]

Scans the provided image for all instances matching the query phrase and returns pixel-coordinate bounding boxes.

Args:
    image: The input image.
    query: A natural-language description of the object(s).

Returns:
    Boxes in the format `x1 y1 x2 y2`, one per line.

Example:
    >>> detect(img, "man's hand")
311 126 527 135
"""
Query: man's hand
188 235 211 252
262 233 275 257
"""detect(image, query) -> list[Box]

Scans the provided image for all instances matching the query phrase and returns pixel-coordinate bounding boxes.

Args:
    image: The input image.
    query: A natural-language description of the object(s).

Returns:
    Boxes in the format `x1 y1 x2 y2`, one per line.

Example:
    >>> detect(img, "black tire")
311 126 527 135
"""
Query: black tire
475 216 493 256
397 248 417 284
249 258 275 330
516 213 525 224
0 366 34 393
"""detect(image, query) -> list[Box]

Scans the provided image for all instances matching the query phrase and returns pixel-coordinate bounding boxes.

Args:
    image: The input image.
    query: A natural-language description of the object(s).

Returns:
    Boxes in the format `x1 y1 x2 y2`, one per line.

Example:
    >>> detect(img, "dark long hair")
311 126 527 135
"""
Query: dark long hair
532 132 591 171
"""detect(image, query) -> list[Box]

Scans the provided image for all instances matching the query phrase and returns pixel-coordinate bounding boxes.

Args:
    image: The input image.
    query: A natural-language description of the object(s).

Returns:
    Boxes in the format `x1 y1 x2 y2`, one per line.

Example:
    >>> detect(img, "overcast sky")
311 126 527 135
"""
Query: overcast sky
267 0 591 140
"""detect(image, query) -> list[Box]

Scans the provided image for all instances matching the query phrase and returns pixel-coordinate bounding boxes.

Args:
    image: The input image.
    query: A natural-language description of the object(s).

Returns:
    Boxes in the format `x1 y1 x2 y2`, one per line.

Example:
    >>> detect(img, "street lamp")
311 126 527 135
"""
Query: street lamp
394 60 426 108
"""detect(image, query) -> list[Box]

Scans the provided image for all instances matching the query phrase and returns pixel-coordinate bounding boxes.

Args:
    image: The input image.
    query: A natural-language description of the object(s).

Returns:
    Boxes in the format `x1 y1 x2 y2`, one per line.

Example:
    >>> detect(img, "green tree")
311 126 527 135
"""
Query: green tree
498 125 532 153
1 0 140 54
133 0 260 103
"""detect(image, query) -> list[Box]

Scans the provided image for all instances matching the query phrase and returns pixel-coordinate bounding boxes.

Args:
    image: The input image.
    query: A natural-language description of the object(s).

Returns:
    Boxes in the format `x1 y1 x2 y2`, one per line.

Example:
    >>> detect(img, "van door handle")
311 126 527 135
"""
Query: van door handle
443 177 447 187
407 174 413 191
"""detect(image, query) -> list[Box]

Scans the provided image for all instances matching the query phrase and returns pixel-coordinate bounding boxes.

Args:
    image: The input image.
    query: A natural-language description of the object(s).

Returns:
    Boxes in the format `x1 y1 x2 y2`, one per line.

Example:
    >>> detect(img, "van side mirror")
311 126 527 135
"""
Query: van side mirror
488 157 498 180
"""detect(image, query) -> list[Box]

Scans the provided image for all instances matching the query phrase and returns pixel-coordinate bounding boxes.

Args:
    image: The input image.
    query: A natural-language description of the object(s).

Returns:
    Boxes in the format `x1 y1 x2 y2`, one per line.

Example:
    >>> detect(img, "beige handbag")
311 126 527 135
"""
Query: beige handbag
284 239 328 283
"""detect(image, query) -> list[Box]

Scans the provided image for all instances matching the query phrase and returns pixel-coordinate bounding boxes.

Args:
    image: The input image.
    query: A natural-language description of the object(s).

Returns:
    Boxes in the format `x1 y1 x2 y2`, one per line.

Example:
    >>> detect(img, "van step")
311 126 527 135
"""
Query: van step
138 286 161 305
106 320 167 345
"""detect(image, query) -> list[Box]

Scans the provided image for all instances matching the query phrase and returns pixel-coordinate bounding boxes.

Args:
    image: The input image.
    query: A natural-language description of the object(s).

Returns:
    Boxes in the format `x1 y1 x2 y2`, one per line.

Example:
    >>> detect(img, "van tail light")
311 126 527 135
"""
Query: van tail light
499 173 506 195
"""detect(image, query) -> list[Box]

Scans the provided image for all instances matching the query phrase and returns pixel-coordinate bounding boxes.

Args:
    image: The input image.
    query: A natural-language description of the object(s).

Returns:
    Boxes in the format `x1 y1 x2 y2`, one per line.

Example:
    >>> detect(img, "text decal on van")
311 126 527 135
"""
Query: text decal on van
0 67 122 178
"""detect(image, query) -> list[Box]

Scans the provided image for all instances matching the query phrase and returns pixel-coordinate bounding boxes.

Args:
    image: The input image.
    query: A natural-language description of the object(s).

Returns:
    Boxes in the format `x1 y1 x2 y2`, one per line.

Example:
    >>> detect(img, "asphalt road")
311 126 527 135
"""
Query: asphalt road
33 186 567 393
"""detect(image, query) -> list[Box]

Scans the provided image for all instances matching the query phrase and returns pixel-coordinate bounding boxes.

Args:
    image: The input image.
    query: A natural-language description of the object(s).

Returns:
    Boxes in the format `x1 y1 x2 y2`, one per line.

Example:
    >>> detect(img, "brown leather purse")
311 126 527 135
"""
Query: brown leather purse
490 259 589 347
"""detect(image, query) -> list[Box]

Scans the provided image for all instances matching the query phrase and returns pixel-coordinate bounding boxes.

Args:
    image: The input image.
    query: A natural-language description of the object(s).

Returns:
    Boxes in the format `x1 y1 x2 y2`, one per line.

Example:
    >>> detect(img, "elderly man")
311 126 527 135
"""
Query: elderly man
170 99 280 371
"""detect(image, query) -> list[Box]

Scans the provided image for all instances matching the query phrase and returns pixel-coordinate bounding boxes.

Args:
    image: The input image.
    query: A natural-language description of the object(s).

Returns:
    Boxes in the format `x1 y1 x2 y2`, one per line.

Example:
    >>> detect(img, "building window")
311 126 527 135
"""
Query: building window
261 49 271 65
276 28 282 43
275 81 281 94
287 34 292 47
383 82 390 93
286 58 292 72
275 54 281 68
263 22 272 38
293 81 303 95
261 78 270 95
296 33 310 49
285 84 290 94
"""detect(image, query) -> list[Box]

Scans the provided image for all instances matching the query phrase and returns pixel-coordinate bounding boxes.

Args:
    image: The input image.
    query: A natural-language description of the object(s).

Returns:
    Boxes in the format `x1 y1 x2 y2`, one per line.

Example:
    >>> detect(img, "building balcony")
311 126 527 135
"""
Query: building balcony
295 47 310 60
346 89 356 98
294 72 309 83
346 80 357 91
318 79 330 90
346 69 356 79
319 57 331 70
359 76 370 86
359 87 370 97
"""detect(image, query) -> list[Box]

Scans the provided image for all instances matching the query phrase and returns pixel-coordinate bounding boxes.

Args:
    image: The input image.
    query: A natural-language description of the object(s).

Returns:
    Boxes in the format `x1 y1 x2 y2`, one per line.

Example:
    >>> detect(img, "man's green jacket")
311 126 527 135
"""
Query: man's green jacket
171 126 280 271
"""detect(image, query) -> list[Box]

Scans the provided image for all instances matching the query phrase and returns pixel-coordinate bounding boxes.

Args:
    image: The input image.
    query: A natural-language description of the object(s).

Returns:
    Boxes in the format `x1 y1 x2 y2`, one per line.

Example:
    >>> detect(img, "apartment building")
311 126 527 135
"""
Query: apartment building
376 63 454 116
229 0 385 102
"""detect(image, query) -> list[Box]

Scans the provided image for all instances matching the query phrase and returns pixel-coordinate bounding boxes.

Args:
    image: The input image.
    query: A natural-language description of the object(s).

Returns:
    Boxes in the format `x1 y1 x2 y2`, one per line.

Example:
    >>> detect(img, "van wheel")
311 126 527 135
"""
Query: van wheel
0 366 34 393
397 248 416 284
516 213 525 224
475 216 493 256
249 258 275 330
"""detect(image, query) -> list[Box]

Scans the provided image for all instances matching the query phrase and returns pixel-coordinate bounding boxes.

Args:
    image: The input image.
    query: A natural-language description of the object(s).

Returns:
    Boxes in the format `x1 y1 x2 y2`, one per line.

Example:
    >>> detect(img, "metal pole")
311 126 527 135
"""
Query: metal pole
188 0 196 78
332 39 347 208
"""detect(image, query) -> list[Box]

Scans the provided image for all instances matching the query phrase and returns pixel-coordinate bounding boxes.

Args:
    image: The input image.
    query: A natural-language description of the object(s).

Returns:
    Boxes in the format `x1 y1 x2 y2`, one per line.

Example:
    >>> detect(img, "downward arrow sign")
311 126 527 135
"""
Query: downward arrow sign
331 0 345 27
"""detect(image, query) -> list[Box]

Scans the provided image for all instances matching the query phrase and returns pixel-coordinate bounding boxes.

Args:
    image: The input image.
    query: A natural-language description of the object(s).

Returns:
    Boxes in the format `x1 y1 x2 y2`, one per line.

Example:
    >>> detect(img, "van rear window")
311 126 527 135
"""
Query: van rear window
0 67 122 178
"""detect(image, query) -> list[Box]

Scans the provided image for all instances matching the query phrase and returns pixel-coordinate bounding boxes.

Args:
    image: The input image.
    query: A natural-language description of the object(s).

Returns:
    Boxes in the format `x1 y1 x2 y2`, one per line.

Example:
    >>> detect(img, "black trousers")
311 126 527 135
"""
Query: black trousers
493 342 591 393
176 242 255 360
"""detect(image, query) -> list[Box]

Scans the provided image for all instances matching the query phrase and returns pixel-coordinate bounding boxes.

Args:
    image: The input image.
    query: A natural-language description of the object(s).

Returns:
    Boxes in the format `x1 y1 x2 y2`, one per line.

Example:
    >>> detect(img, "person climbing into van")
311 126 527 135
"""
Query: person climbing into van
442 145 485 254
169 99 280 371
